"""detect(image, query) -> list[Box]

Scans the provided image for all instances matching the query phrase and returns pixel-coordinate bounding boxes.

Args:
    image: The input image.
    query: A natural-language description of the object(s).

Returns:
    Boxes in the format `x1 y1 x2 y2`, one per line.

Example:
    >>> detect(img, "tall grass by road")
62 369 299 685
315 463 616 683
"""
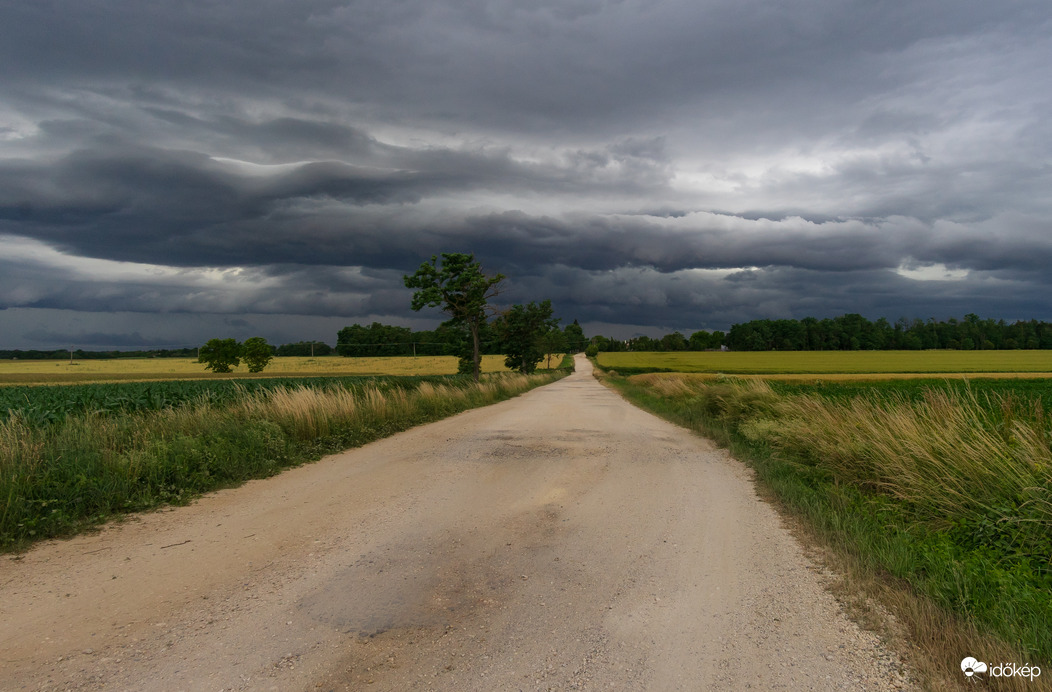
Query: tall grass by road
608 370 1051 689
0 371 565 550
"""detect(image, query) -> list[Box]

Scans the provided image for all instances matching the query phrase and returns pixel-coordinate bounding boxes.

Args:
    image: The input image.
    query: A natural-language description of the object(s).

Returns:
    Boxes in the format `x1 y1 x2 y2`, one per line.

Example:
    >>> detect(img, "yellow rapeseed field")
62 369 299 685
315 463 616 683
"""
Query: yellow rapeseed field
596 350 1052 377
0 355 516 386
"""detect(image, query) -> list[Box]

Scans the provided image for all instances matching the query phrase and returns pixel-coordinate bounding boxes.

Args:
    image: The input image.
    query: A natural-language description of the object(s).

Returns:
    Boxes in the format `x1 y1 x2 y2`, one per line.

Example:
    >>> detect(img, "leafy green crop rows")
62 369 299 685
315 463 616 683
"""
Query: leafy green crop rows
1 372 561 550
0 375 475 427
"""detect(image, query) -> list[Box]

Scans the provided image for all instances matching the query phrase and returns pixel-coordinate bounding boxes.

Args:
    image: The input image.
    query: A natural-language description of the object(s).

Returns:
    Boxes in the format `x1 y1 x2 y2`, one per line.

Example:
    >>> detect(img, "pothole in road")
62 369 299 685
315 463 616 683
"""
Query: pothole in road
298 504 573 639
298 537 514 638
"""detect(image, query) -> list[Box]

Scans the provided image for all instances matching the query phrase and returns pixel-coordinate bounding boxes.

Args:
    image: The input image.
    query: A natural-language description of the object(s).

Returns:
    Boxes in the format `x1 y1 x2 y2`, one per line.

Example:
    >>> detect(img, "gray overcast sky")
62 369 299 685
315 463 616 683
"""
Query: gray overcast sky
2 0 1051 349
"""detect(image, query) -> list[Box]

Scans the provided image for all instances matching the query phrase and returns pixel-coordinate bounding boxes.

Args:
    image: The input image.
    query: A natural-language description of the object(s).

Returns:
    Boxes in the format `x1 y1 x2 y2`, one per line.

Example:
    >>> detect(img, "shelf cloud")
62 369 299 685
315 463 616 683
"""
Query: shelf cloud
2 0 1050 347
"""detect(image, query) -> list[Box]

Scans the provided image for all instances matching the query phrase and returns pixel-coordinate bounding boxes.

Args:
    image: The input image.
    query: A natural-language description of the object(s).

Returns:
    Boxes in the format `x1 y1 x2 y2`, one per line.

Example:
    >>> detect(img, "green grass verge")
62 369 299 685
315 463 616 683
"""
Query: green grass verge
598 365 1051 686
1 371 566 551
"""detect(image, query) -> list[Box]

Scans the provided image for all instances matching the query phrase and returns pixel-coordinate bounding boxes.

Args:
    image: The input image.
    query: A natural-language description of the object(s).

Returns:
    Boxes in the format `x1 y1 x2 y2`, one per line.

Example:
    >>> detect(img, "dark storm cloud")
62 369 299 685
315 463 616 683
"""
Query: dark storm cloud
21 329 172 350
1 0 1051 348
0 133 674 268
521 264 1052 337
4 132 1049 278
3 0 1042 138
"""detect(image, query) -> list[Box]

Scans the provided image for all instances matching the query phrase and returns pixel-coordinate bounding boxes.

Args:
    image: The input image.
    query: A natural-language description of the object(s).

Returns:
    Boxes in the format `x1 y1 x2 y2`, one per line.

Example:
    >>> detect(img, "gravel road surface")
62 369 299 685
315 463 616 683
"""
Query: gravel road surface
0 355 912 690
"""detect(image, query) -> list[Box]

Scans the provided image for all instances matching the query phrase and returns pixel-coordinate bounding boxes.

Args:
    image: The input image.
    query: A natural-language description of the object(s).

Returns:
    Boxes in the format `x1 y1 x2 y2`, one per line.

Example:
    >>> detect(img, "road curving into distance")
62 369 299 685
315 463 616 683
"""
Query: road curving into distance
0 354 912 690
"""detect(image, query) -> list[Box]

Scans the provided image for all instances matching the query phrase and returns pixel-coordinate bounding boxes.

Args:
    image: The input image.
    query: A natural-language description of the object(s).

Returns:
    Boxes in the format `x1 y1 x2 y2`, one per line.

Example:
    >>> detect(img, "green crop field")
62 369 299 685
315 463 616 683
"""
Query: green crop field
0 375 467 427
596 349 1052 375
0 369 567 550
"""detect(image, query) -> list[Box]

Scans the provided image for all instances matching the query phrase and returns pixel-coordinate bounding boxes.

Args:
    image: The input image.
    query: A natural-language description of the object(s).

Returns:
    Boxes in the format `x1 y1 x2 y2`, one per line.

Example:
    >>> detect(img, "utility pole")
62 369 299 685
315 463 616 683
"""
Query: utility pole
69 346 73 364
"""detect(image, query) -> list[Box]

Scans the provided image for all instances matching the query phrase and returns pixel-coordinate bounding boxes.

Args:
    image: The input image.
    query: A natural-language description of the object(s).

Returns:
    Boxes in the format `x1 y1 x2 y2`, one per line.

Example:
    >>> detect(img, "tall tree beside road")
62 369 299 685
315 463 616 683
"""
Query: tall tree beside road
499 300 559 374
404 253 505 382
562 320 587 353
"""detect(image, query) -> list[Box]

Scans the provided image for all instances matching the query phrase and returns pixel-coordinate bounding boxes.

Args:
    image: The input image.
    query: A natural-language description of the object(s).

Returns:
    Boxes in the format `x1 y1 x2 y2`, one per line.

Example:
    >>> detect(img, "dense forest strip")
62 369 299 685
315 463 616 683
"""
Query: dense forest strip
723 314 1052 351
590 314 1052 353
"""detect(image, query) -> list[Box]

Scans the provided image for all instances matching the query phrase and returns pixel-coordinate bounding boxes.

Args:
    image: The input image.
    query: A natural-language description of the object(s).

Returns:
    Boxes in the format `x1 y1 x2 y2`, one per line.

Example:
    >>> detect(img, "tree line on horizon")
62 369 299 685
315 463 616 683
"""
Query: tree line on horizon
9 313 1052 363
334 320 589 359
723 314 1052 351
589 314 1052 353
588 330 726 353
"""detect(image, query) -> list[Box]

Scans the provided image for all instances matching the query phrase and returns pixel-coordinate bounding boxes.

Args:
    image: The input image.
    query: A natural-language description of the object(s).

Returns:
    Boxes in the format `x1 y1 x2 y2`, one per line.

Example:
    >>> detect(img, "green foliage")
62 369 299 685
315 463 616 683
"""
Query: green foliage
337 322 415 356
661 332 688 351
1 380 228 425
726 313 1052 351
689 329 725 350
198 338 241 373
403 253 505 381
335 321 503 358
539 328 567 369
275 341 333 357
588 334 624 352
585 343 599 358
457 355 475 375
562 320 587 353
498 300 559 374
585 312 1052 354
241 336 274 373
0 375 483 426
1 371 568 551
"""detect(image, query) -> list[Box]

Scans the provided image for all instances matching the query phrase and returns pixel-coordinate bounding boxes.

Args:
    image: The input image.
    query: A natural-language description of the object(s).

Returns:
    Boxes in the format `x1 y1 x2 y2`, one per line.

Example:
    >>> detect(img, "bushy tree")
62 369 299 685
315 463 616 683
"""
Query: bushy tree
588 335 624 352
198 338 241 373
539 325 567 369
660 332 689 351
498 300 559 374
562 320 587 353
241 336 274 373
689 330 725 350
404 253 504 381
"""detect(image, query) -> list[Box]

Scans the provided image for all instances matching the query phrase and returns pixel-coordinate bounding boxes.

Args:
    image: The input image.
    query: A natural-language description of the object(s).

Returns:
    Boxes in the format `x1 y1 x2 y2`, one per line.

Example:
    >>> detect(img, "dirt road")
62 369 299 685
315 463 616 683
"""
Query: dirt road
1 355 911 690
